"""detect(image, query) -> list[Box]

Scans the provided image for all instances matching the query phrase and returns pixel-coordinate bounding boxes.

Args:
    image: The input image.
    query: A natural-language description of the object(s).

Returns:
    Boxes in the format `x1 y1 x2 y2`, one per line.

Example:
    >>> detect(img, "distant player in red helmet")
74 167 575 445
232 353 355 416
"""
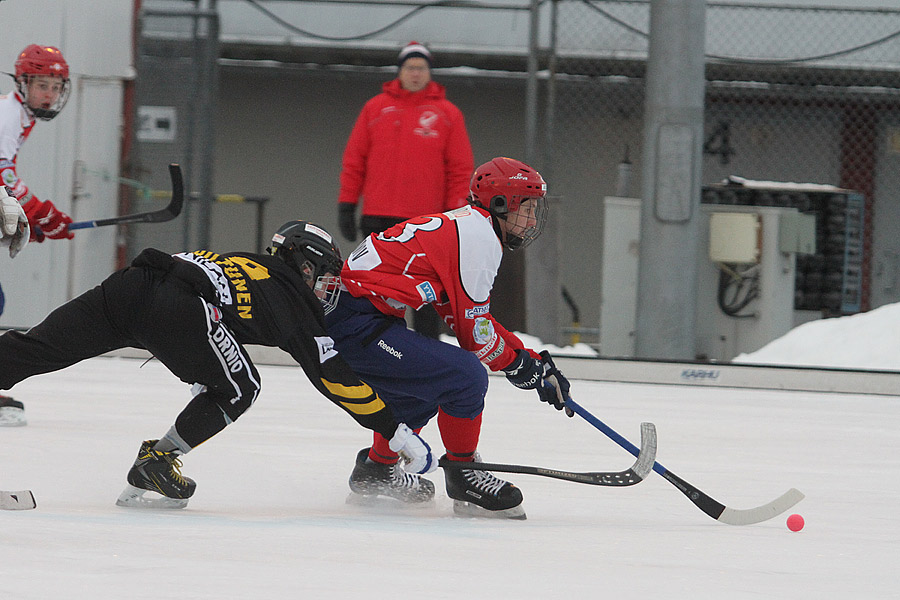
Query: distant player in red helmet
2 44 74 246
326 157 574 519
0 45 75 426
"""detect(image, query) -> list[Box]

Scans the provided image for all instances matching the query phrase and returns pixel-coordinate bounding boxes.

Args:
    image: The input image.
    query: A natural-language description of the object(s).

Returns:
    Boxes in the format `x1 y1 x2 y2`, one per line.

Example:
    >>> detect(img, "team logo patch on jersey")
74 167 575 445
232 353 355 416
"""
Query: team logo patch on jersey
1 166 17 187
472 317 494 345
416 282 437 303
315 336 338 363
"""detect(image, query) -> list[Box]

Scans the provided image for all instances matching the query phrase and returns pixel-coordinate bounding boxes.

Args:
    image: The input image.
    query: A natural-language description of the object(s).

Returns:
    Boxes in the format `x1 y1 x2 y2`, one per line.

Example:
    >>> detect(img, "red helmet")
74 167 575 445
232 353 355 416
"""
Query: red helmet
469 157 547 215
15 45 69 79
469 157 548 250
14 44 71 121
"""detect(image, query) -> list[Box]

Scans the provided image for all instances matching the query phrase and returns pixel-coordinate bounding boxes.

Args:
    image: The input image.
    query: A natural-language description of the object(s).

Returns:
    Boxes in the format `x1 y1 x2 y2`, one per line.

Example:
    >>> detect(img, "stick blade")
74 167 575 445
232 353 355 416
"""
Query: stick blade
0 490 36 510
163 163 184 219
632 422 658 480
717 488 805 525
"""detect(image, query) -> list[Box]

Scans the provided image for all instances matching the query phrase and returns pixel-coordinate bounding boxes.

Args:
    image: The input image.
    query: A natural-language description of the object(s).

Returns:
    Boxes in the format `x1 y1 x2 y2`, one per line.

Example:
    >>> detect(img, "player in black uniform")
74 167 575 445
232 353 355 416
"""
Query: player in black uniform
0 221 435 508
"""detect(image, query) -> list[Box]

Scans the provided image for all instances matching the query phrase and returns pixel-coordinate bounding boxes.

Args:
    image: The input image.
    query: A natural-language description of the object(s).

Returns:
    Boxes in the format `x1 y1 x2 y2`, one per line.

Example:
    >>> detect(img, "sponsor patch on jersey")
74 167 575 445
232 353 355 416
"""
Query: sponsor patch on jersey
472 317 494 345
465 304 490 319
315 336 338 363
416 281 437 303
483 339 506 364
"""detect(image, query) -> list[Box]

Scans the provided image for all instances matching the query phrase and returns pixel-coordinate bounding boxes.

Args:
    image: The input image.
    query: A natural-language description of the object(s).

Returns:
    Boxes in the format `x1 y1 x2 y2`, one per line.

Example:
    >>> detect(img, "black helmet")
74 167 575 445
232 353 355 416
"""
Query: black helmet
268 220 343 313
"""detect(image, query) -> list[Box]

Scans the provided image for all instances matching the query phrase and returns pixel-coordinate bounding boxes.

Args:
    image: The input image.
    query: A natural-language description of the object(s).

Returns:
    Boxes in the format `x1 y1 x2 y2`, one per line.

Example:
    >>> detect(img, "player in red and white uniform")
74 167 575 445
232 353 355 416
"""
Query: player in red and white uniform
325 157 574 519
1 44 74 244
0 44 74 425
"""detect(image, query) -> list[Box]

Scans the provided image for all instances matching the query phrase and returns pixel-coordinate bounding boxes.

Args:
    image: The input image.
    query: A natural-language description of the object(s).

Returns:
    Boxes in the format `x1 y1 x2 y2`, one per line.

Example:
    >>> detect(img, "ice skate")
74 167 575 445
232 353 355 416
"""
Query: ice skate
0 395 26 427
347 448 435 504
443 453 526 520
116 440 196 509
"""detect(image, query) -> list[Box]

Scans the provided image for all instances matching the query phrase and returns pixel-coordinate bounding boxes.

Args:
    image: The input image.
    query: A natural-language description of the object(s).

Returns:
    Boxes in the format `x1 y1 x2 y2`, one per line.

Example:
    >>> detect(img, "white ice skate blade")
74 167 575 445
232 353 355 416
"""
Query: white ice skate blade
452 499 527 520
345 492 434 509
0 490 36 510
115 484 189 509
0 406 27 427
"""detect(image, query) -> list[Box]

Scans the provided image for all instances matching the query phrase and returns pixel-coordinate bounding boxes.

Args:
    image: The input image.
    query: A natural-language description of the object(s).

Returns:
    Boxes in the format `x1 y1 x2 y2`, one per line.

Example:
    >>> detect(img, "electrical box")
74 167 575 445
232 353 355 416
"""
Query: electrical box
696 205 801 361
702 178 866 315
709 212 760 263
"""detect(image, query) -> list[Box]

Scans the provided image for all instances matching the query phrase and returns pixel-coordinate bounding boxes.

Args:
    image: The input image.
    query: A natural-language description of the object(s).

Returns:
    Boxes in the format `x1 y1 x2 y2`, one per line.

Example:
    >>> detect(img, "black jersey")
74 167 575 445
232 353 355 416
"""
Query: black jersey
169 249 398 439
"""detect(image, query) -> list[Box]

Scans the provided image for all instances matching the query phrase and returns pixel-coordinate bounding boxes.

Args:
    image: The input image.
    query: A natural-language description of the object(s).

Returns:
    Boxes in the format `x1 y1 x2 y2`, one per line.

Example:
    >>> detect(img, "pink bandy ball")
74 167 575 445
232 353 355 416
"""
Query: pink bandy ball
787 513 805 532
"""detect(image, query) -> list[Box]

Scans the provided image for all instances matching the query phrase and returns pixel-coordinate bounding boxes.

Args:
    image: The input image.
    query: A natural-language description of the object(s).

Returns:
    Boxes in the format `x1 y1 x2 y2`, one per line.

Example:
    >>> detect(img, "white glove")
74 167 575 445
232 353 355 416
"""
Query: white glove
1 188 29 258
388 423 437 474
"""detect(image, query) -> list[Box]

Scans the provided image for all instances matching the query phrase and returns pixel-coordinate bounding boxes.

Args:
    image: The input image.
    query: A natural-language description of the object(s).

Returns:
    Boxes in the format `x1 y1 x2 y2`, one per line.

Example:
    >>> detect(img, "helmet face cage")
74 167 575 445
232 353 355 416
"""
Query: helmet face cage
313 274 342 315
469 157 548 251
268 221 343 313
504 196 548 251
14 45 70 121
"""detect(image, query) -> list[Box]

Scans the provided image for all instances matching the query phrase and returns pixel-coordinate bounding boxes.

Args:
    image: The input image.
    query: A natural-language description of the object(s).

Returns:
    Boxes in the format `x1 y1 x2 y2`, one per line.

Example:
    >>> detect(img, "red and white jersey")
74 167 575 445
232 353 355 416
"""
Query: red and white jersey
0 91 36 204
342 204 529 371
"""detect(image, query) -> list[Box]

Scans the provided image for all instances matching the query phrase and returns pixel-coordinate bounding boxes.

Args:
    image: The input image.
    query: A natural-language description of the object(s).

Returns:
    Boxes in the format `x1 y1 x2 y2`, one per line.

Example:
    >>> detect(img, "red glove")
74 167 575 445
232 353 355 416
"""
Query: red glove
23 198 74 241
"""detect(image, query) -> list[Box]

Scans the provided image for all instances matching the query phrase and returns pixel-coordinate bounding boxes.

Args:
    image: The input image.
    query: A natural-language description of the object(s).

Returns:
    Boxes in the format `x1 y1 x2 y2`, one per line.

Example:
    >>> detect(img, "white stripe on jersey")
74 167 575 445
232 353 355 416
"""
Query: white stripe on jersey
451 207 502 303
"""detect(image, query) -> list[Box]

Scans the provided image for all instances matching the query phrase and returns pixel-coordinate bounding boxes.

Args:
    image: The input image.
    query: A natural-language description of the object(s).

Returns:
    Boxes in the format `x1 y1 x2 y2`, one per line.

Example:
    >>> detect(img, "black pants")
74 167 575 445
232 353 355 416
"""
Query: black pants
0 266 260 448
360 215 443 339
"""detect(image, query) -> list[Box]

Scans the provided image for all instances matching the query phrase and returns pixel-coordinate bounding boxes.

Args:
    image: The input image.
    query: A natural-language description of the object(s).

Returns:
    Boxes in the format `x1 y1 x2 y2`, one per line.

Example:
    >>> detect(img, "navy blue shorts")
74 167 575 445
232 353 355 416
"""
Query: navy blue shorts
325 294 488 430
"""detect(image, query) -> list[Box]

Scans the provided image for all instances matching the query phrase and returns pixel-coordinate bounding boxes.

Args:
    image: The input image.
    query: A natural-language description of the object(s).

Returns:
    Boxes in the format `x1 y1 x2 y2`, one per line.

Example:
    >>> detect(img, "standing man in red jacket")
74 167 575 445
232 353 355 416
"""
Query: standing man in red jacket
337 41 474 339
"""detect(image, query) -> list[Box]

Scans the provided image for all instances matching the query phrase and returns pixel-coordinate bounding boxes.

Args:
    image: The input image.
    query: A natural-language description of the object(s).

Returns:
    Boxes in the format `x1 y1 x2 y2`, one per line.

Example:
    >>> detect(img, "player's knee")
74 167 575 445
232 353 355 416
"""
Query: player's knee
437 352 487 418
455 350 488 392
209 389 258 422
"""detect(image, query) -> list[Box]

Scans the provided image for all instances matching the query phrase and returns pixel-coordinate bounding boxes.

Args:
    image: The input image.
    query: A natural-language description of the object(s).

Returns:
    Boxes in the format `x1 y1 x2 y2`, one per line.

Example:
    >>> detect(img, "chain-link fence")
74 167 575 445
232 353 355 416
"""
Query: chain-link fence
134 1 900 344
549 1 900 321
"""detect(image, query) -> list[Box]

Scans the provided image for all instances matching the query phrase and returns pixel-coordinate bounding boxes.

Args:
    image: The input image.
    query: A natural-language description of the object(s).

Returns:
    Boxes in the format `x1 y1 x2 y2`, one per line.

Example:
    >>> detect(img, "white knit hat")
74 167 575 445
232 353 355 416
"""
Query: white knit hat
398 41 432 68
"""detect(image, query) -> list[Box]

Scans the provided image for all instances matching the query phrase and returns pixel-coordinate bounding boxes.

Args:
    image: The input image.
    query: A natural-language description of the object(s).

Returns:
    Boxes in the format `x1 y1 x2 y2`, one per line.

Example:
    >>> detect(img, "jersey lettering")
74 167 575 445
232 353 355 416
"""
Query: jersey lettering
178 252 272 319
347 236 382 272
376 216 442 243
228 256 271 281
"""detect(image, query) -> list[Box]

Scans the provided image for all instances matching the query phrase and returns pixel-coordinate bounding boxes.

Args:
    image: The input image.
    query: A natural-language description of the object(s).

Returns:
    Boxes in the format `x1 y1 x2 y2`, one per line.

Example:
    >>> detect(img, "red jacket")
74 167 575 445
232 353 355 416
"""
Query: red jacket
338 79 474 218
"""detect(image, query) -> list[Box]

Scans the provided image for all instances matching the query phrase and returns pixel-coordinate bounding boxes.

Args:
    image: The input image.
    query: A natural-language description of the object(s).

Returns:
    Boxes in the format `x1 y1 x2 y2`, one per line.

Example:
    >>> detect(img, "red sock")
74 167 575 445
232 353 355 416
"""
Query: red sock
367 425 425 465
368 432 398 464
438 409 482 462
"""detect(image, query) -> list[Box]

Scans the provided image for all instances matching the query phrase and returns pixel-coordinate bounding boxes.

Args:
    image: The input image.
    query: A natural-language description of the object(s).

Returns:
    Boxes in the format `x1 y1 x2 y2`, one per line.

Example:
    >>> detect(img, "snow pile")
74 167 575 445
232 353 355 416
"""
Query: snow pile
733 302 900 371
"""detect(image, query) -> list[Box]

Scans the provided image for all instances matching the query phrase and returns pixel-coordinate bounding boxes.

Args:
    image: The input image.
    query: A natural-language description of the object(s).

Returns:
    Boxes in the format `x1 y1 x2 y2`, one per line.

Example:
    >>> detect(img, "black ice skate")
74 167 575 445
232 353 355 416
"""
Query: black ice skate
348 448 435 504
0 395 26 427
443 453 526 520
116 440 196 509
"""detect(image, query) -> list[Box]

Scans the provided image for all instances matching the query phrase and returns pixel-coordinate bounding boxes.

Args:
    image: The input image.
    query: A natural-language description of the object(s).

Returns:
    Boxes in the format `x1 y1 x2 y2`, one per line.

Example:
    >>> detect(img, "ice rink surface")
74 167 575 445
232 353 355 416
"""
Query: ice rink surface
0 355 897 599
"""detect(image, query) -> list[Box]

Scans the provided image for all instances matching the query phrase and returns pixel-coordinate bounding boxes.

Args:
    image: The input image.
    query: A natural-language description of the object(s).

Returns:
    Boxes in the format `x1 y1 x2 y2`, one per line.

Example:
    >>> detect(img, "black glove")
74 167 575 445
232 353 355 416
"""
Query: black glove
503 350 574 416
504 349 543 390
338 203 358 242
538 350 574 417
